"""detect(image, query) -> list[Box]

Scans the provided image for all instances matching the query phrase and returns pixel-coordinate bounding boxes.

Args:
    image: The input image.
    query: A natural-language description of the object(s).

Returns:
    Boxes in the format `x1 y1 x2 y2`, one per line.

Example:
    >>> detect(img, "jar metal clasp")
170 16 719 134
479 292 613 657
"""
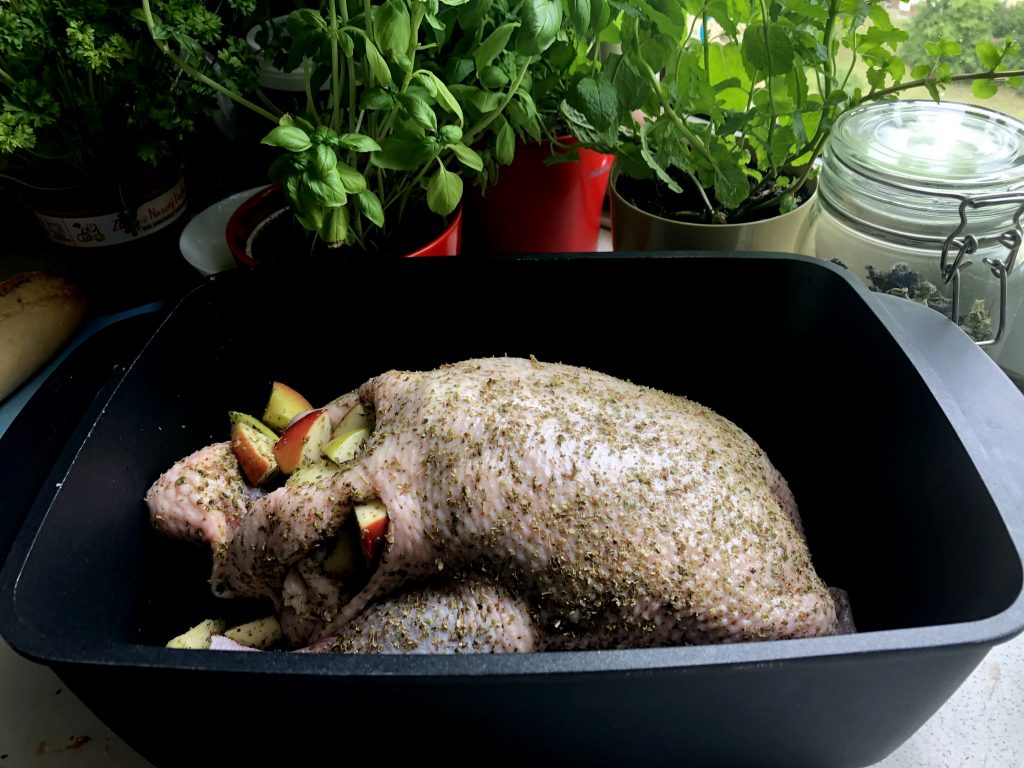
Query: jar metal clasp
940 192 1024 346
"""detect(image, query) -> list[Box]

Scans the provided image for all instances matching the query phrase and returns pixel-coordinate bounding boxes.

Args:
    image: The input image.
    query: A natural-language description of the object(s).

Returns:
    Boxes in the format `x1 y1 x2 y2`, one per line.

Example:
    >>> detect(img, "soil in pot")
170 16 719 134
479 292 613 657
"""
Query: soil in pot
236 190 459 265
614 167 813 225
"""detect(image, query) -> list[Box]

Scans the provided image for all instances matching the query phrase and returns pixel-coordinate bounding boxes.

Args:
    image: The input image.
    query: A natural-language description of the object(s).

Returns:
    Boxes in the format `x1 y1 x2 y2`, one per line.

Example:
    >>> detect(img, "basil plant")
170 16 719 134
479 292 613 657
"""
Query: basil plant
142 0 563 252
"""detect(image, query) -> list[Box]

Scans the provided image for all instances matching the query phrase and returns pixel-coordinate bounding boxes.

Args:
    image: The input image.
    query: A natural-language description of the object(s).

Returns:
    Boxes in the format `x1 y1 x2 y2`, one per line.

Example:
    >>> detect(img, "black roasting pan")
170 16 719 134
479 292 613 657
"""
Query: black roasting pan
1 253 1022 767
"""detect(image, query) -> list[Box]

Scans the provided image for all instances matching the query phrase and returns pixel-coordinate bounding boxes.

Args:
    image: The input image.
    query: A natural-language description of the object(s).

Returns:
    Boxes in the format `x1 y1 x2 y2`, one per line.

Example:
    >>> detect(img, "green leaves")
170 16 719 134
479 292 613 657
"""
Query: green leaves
321 206 349 245
362 37 393 85
262 125 312 152
977 41 1002 71
496 118 516 165
427 160 463 215
372 132 436 170
374 0 412 55
569 0 592 38
972 79 998 99
338 133 382 152
567 77 618 134
516 0 561 56
924 38 961 59
356 190 386 228
398 93 438 132
475 23 517 72
417 71 464 124
742 23 794 76
451 142 484 170
304 171 348 208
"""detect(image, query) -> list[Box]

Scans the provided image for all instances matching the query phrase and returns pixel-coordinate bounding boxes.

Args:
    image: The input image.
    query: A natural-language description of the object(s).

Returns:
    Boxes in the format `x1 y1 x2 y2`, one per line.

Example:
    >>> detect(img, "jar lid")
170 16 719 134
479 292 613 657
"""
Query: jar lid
830 101 1024 192
820 101 1024 244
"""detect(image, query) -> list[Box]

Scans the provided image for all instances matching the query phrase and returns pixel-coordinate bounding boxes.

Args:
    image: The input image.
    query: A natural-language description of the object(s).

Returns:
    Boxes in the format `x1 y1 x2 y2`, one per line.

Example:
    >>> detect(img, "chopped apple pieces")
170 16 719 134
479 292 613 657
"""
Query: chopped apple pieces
228 385 375 490
273 409 332 474
262 381 313 431
231 422 280 485
169 617 281 651
224 616 282 649
166 618 225 649
322 427 370 465
228 410 278 440
355 499 389 564
285 461 341 488
322 403 374 465
335 402 375 435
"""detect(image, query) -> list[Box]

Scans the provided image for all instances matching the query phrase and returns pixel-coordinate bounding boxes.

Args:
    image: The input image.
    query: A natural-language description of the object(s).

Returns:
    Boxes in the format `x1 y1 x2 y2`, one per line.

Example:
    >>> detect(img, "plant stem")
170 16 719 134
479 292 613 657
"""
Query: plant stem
638 59 714 165
702 6 711 133
463 57 534 145
821 0 839 98
339 2 358 124
139 0 278 123
328 0 341 130
687 170 716 216
757 0 777 169
861 67 1024 103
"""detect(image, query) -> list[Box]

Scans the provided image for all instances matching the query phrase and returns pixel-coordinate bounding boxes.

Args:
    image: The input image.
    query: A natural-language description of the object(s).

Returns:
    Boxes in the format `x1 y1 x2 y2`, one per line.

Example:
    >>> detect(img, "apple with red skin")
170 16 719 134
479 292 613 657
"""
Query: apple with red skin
273 409 332 474
354 500 388 564
228 411 278 440
231 422 279 486
262 381 313 432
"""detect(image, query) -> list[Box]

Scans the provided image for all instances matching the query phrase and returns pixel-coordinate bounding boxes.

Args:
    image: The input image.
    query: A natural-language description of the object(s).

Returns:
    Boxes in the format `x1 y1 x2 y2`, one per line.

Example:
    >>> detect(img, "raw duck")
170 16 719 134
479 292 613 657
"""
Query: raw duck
146 357 845 651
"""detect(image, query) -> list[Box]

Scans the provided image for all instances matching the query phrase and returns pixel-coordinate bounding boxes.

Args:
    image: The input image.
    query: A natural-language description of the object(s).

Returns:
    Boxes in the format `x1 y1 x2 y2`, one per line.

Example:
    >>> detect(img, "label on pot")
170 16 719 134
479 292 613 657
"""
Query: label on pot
34 178 188 248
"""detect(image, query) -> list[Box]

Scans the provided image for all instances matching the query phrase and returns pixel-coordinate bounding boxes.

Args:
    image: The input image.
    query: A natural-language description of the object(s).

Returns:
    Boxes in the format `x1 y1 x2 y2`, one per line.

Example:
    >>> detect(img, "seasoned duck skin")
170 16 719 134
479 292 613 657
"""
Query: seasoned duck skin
304 578 538 654
209 357 837 649
145 442 251 554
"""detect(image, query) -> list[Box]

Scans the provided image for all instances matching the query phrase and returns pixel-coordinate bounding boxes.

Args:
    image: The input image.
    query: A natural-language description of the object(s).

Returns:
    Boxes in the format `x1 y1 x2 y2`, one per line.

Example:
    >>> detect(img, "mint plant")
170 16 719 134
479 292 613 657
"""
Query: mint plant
564 0 1024 224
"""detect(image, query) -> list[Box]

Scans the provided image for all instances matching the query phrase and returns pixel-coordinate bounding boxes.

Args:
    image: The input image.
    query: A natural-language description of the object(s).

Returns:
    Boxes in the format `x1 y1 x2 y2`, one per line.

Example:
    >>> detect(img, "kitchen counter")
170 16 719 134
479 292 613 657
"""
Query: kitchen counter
1 240 1023 766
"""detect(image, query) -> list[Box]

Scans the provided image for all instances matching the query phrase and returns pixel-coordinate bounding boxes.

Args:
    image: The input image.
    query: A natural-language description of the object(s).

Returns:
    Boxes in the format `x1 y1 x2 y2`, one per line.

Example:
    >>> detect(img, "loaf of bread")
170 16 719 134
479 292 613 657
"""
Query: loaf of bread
0 271 87 402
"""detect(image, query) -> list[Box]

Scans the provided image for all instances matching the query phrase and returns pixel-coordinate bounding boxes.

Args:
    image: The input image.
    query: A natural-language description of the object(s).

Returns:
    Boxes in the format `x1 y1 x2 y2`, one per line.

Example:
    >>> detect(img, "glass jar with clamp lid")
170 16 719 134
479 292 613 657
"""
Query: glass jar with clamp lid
797 100 1024 360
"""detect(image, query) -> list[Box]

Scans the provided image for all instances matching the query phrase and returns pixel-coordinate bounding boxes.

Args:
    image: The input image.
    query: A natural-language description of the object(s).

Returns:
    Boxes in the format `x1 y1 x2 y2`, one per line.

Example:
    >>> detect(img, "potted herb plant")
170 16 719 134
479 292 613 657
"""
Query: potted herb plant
0 0 235 249
142 0 558 260
458 0 616 253
561 0 1024 252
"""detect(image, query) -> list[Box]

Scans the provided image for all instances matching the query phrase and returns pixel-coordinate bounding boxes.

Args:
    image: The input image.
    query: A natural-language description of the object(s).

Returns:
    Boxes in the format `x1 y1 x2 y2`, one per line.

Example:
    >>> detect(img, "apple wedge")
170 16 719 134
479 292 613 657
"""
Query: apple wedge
285 460 341 488
224 616 282 649
322 427 370 465
262 381 313 432
354 499 389 564
166 618 225 650
228 410 278 440
231 422 279 486
273 409 332 475
335 402 375 435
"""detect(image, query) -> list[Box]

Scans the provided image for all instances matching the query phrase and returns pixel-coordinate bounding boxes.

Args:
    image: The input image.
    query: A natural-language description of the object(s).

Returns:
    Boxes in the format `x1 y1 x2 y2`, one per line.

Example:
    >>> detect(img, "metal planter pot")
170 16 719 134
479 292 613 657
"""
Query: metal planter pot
610 171 815 253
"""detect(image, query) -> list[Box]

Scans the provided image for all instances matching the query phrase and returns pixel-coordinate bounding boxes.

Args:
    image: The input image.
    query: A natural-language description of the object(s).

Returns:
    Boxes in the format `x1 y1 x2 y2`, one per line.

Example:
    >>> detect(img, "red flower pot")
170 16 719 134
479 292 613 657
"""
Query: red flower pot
226 184 462 266
467 137 613 253
404 205 462 257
